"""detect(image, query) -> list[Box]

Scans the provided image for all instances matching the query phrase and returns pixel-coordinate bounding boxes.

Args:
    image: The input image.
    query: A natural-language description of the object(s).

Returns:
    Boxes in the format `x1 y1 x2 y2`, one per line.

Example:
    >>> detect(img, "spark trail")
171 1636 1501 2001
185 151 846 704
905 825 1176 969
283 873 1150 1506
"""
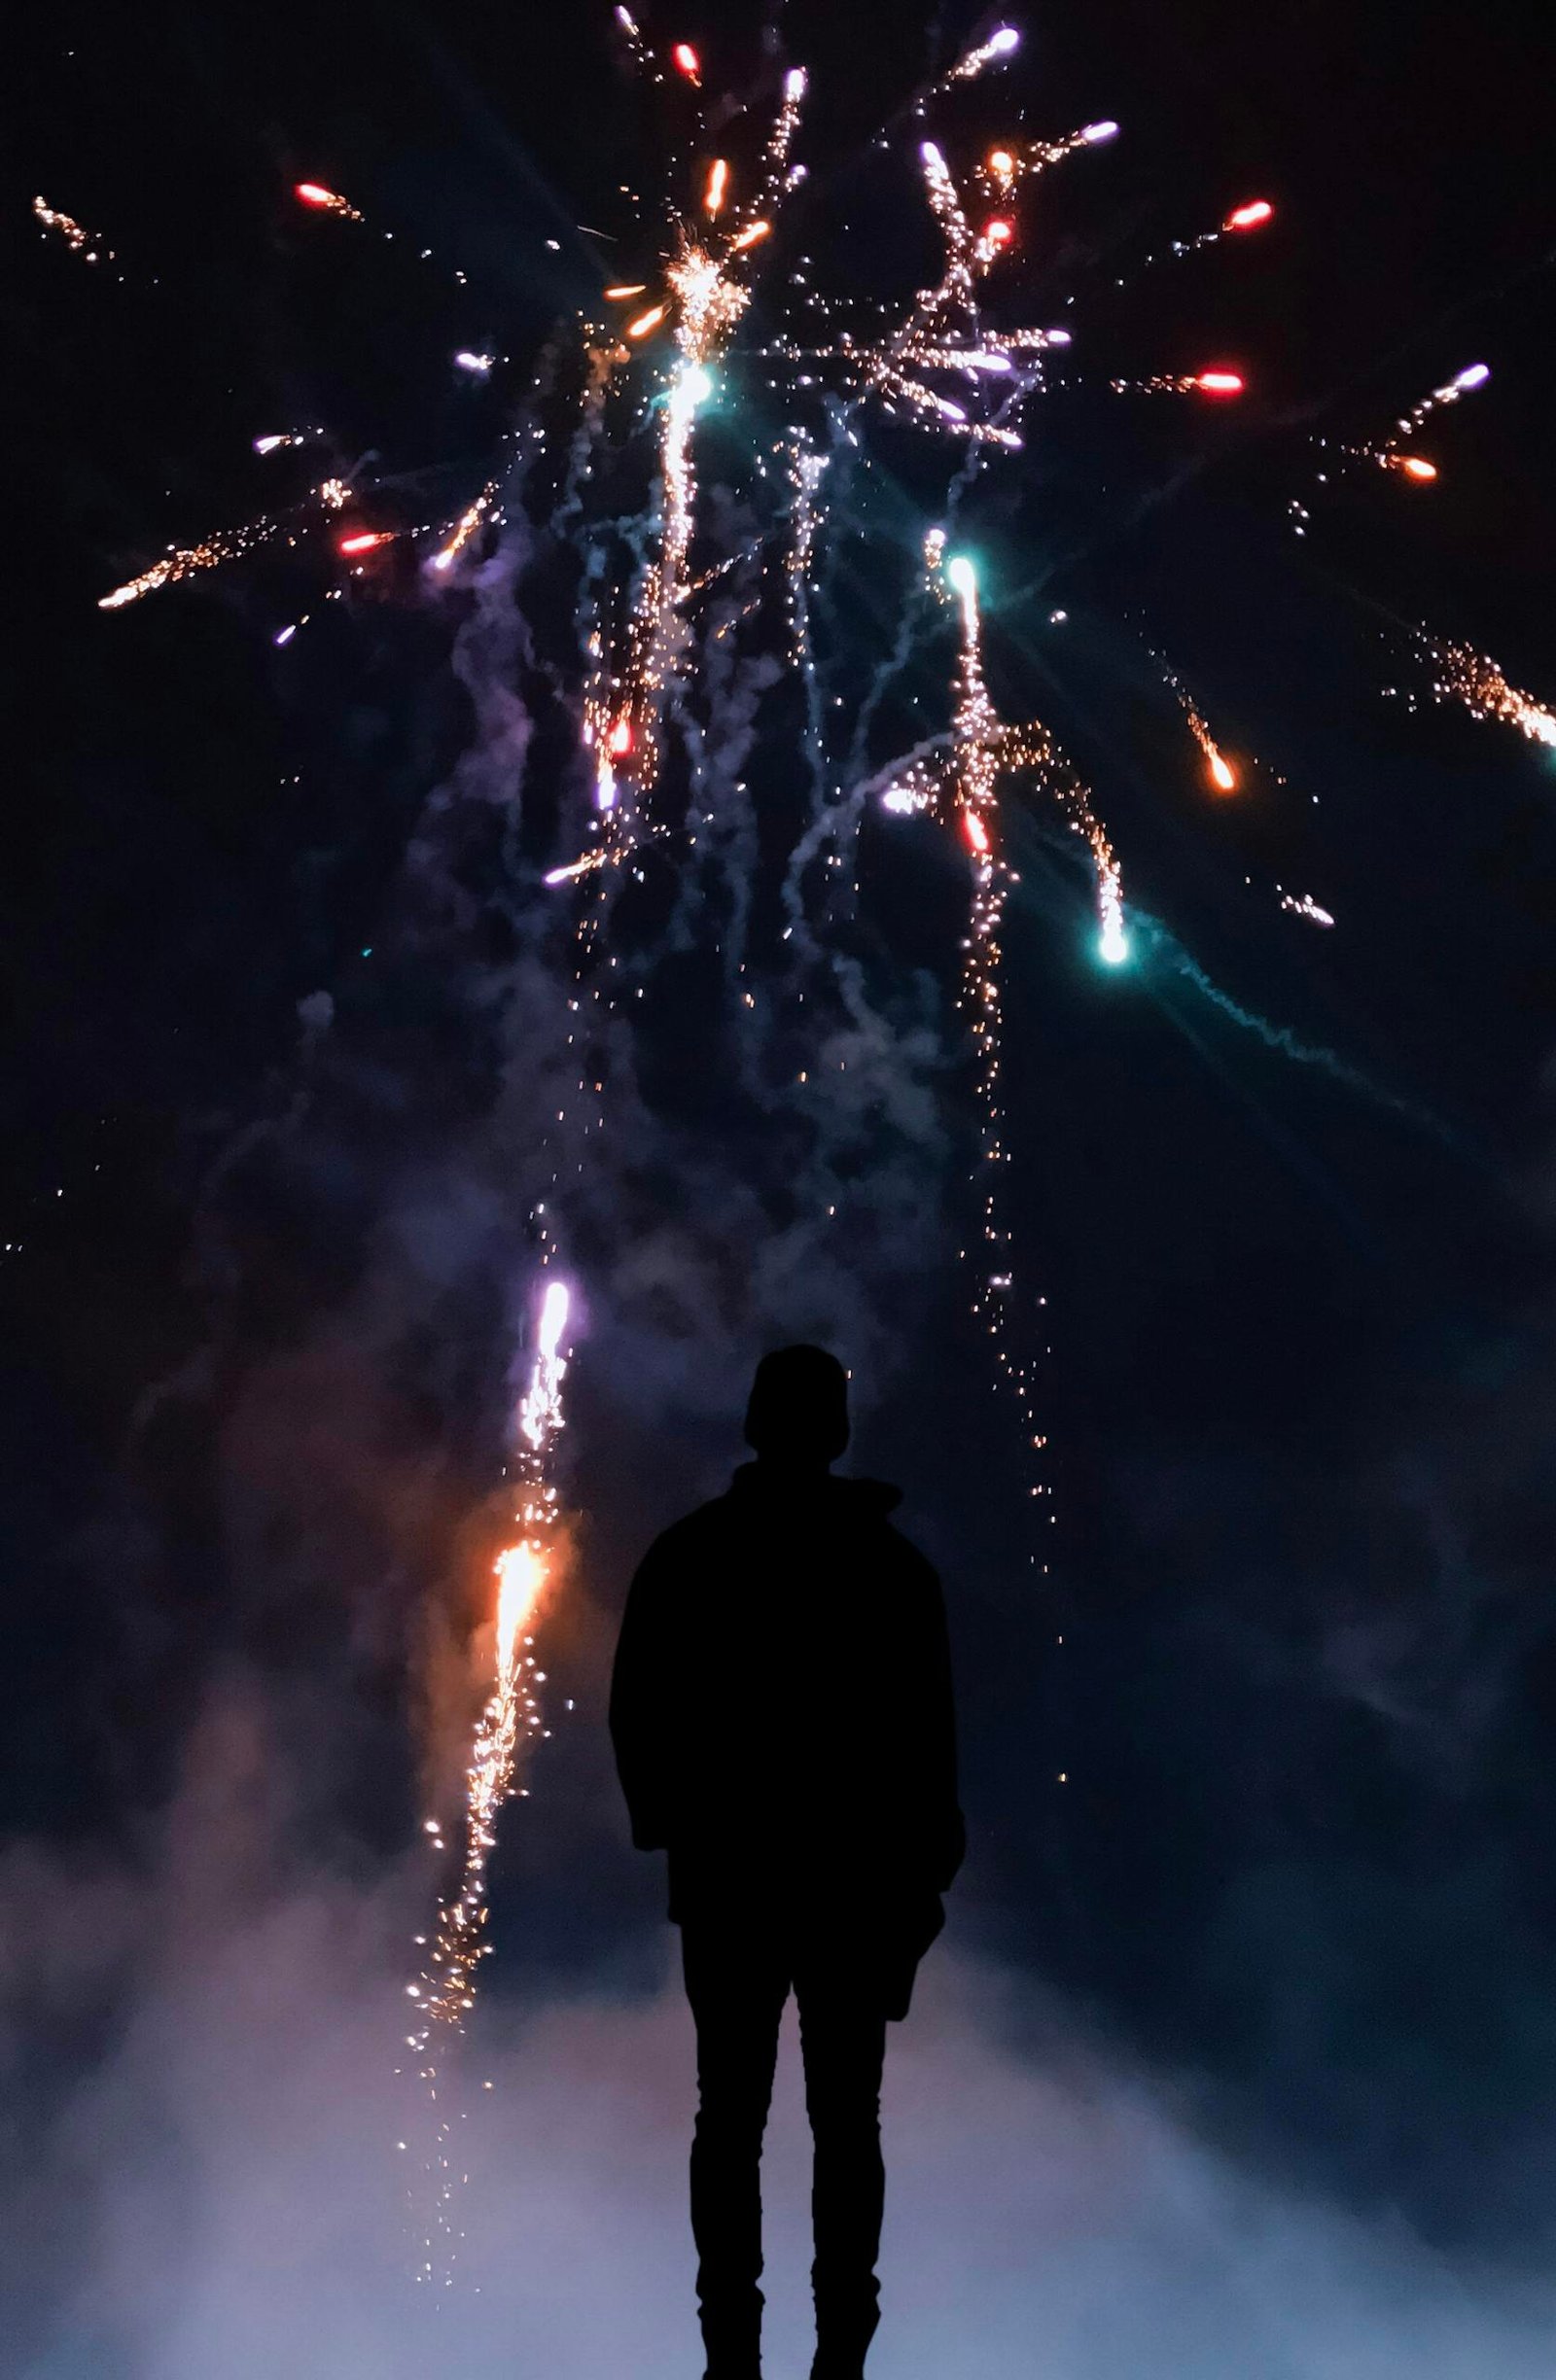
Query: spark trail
1427 637 1556 750
402 1276 570 2282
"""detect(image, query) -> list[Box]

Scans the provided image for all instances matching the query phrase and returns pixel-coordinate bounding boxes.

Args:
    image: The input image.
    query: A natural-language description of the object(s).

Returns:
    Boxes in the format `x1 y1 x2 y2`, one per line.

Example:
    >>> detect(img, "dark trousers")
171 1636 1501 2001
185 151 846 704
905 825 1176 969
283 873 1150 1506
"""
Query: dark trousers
682 1921 889 2376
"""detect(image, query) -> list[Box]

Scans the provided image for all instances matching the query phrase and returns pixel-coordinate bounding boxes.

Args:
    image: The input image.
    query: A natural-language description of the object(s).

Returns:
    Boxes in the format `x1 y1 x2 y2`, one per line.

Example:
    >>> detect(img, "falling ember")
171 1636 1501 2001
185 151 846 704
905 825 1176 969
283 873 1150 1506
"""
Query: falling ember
430 489 494 571
295 180 363 220
546 849 613 885
983 217 1014 248
946 23 1022 82
704 158 729 217
1223 198 1274 230
1280 890 1335 928
1194 369 1244 395
672 42 700 80
34 195 111 261
609 717 633 755
731 220 770 251
605 282 649 299
1429 638 1556 750
963 809 991 854
627 302 667 337
99 520 280 609
337 529 392 555
1385 454 1437 481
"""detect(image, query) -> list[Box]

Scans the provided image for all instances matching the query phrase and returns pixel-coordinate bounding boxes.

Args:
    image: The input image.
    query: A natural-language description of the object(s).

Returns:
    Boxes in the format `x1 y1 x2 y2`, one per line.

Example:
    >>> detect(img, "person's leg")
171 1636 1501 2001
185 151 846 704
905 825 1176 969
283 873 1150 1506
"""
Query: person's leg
795 1956 889 2380
683 1924 790 2379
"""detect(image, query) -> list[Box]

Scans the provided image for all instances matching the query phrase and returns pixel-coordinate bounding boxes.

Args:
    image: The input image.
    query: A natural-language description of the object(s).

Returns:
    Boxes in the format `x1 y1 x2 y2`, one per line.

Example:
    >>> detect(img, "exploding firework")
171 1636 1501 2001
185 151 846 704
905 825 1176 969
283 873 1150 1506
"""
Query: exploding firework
68 11 1531 2162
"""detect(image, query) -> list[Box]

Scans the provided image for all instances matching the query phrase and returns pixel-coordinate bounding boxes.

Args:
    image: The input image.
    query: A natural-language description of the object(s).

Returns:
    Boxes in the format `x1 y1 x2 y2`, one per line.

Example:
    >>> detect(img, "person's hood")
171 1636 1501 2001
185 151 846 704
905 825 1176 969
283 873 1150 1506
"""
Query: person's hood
727 1461 902 1518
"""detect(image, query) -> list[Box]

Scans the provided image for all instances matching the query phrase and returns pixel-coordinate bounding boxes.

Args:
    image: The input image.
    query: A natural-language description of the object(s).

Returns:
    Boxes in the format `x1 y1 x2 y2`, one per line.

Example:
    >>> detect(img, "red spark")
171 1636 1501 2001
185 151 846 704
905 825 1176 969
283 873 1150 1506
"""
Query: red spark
1194 369 1244 396
338 530 392 555
1223 199 1274 231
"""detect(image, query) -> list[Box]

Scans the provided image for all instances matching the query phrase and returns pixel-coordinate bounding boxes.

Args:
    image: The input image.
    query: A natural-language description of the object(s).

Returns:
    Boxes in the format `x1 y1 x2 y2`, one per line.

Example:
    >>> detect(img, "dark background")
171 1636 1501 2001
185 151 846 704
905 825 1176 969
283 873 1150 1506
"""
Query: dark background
8 0 1556 2345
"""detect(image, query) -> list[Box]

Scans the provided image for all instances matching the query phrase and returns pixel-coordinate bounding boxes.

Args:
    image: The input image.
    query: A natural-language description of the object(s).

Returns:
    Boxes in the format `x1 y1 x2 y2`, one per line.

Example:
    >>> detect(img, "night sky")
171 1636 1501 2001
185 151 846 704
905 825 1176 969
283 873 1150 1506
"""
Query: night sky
8 1 1556 2371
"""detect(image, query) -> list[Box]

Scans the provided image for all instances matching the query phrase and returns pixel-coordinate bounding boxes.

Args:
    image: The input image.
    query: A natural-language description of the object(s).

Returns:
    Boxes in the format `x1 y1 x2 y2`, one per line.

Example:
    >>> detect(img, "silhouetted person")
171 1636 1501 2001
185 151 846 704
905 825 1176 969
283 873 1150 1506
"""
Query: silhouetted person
611 1346 963 2380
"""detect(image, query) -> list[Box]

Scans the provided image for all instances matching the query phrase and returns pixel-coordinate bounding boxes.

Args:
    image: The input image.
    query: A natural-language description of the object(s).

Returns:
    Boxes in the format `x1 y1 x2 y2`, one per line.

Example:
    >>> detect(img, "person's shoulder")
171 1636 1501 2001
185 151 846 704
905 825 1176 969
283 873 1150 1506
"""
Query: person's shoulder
638 1490 739 1567
840 1481 940 1589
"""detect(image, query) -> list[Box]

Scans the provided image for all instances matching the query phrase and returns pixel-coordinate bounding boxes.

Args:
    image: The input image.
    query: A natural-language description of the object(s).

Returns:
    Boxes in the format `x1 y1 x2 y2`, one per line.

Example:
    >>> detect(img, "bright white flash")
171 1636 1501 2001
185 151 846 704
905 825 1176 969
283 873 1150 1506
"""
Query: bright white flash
538 1280 571 1358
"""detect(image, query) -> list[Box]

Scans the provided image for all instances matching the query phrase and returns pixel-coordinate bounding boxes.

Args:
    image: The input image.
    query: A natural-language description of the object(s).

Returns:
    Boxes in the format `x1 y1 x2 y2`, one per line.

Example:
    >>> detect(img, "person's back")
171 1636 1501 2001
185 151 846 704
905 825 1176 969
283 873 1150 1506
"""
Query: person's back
611 1347 963 2380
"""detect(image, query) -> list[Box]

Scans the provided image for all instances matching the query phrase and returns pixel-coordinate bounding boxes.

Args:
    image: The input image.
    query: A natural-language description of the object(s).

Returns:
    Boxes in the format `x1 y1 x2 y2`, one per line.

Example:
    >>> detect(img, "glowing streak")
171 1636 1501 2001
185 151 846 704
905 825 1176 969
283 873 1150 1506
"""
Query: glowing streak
99 520 281 609
672 42 700 80
605 283 648 298
1382 361 1491 455
947 24 1021 81
1386 454 1437 481
731 220 770 250
34 195 112 262
1223 198 1273 229
338 529 392 554
1429 639 1556 750
627 303 667 337
547 850 613 884
704 158 729 217
1080 120 1120 143
1098 905 1130 964
295 181 363 221
1195 369 1244 394
609 718 633 754
430 489 493 571
407 1278 569 2055
454 350 494 375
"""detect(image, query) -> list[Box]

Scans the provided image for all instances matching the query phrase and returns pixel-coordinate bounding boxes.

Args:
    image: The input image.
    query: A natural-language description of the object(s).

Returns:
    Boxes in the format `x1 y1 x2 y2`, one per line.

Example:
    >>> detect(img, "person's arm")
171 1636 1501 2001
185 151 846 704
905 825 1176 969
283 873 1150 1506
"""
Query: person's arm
609 1534 677 1852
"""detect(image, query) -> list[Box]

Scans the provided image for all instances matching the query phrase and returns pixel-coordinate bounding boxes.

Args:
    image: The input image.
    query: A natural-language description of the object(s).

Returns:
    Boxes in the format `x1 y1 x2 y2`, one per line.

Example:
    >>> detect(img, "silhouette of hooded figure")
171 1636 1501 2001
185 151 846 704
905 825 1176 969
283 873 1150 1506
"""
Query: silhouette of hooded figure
611 1347 964 2380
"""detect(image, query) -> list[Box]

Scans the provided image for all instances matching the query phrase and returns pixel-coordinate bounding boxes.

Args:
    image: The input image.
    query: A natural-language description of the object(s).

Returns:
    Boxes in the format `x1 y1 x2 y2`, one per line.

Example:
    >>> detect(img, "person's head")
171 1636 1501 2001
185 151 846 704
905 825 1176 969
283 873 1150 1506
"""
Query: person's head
743 1344 850 1470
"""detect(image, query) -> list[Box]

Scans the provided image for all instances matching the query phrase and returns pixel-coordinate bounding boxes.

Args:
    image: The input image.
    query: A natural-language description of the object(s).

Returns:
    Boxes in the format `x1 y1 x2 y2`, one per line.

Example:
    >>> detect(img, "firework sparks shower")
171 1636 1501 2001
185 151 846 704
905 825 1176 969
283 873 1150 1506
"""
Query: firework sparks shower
401 1276 571 2281
61 10 1541 2242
